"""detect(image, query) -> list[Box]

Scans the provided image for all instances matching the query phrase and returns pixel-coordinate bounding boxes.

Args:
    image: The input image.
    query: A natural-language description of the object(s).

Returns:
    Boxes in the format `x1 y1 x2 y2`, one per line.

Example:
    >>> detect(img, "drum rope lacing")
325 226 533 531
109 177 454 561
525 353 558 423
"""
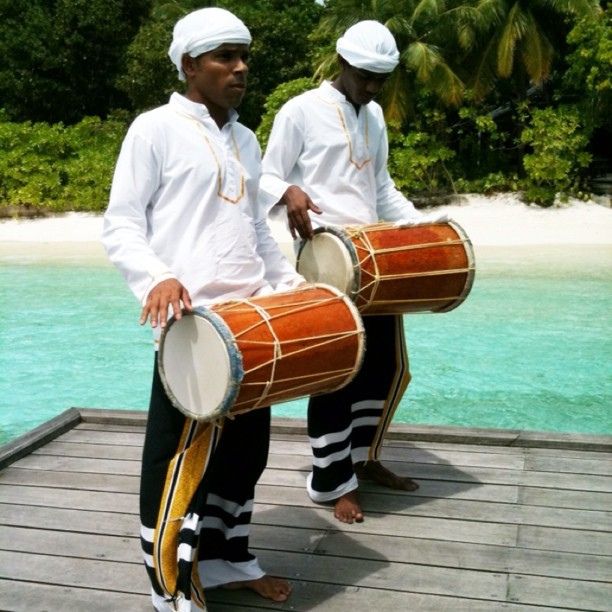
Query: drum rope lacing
215 294 362 409
348 225 474 308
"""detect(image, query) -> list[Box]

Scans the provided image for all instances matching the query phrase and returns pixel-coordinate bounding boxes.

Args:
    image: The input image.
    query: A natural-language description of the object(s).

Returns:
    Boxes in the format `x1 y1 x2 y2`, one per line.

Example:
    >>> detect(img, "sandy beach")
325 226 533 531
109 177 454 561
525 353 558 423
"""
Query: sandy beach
0 194 611 265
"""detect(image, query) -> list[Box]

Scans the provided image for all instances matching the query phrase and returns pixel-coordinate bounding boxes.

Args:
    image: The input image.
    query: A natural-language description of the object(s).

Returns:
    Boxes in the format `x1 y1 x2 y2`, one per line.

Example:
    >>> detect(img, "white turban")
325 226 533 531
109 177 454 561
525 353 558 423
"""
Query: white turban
168 8 251 81
336 20 399 74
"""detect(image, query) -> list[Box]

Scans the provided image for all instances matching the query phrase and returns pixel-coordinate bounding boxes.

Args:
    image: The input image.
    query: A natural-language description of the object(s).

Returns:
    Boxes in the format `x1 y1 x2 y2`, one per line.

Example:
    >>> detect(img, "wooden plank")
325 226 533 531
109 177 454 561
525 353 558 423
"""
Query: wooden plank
524 455 612 476
507 574 612 611
253 483 611 532
0 579 151 612
0 525 139 563
0 478 536 539
247 525 612 583
266 453 612 492
13 450 612 494
270 418 612 451
74 422 147 434
0 466 139 493
207 578 556 611
518 486 612 512
53 428 144 447
376 438 612 460
252 502 519 546
4 521 608 586
0 484 137 513
0 504 138 537
0 499 518 548
270 433 527 455
4 470 607 535
0 545 506 604
269 439 527 470
31 440 142 461
10 453 140 475
11 461 604 514
0 550 149 594
260 466 517 503
517 525 612 556
254 549 508 601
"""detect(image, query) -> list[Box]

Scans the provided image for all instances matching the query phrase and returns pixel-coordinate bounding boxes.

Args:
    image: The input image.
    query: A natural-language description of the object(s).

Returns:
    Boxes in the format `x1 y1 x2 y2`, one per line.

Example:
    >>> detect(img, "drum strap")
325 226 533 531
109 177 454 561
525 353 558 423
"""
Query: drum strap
153 418 222 606
369 315 411 460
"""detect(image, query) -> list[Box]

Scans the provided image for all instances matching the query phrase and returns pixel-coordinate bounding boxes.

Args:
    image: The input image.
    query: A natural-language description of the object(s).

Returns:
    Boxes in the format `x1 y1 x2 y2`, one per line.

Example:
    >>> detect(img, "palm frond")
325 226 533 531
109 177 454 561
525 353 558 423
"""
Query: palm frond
378 67 412 125
466 34 499 100
520 12 554 83
405 41 442 82
431 62 465 106
497 1 529 78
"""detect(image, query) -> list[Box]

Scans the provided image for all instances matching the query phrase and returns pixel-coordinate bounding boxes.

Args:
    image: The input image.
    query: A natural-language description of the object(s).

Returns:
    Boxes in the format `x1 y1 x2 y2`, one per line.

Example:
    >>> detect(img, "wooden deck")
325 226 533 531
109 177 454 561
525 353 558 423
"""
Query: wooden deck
0 408 611 611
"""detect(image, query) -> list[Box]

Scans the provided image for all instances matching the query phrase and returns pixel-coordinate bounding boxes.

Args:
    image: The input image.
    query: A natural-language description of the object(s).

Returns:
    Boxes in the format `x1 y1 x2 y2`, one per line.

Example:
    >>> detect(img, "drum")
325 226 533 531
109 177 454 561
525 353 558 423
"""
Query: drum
158 284 365 422
296 221 475 315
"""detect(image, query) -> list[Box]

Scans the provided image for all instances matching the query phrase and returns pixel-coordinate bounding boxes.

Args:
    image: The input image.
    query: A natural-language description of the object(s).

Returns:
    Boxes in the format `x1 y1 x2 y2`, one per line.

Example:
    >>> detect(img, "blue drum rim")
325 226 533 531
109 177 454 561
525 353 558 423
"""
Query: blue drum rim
296 226 362 301
158 307 245 422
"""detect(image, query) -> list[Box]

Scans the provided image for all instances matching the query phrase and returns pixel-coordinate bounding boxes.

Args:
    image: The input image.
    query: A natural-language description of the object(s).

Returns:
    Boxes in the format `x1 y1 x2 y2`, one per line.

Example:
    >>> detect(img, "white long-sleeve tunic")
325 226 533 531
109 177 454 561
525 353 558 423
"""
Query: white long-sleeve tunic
259 81 421 228
103 93 302 309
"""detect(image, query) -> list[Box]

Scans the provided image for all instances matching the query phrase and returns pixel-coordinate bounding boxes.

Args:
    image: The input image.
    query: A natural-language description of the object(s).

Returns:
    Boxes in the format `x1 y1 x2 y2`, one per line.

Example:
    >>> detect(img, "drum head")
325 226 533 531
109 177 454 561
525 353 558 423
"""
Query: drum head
297 232 357 298
159 310 243 421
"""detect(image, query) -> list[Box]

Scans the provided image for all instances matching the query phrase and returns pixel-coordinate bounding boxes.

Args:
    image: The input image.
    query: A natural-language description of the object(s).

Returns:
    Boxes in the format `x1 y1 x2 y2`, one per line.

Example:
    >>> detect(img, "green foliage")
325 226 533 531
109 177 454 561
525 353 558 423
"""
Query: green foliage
387 110 457 195
0 116 127 213
0 0 151 123
456 0 599 101
520 105 592 205
256 78 315 150
561 6 612 130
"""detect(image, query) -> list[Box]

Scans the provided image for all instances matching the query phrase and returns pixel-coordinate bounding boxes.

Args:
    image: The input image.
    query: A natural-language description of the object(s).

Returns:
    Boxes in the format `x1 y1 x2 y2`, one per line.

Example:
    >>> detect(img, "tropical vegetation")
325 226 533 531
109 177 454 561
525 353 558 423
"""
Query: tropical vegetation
0 0 609 215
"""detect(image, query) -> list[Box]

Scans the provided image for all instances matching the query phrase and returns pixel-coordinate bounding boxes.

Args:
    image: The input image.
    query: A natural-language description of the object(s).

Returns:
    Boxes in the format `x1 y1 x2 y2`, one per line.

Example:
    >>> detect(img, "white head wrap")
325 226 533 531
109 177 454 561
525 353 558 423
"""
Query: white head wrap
336 20 399 74
168 7 251 81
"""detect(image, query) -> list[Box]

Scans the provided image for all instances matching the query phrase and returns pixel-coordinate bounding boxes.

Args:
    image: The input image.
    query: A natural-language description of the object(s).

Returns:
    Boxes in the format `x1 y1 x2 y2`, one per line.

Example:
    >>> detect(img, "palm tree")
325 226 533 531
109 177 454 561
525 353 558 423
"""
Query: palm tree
458 0 600 99
311 0 470 125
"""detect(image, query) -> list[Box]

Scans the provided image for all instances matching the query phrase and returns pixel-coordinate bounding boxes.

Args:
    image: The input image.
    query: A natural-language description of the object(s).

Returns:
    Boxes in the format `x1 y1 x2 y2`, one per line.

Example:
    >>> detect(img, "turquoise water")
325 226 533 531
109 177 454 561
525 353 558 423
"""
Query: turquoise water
1 244 611 444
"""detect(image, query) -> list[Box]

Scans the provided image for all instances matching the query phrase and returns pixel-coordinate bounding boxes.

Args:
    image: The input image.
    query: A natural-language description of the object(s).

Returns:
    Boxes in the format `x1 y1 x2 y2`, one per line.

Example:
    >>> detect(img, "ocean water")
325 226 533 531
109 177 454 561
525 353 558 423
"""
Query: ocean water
1 244 611 444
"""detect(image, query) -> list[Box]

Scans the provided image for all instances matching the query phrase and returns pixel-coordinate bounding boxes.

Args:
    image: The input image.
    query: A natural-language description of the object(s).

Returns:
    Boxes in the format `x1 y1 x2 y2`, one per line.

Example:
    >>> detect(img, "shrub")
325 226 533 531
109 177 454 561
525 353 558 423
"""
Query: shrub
520 105 592 206
0 115 127 214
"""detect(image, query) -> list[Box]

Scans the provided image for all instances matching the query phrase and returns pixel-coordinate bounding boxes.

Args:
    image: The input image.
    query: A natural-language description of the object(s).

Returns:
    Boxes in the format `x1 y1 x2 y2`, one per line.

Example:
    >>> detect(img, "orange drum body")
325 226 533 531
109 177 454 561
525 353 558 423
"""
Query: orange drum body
159 284 365 422
296 222 475 315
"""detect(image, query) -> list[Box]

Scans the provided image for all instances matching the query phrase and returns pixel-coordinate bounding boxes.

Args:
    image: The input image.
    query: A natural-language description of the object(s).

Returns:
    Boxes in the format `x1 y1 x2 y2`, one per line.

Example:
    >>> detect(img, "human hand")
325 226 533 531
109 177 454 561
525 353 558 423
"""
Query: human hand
140 278 192 329
281 185 322 240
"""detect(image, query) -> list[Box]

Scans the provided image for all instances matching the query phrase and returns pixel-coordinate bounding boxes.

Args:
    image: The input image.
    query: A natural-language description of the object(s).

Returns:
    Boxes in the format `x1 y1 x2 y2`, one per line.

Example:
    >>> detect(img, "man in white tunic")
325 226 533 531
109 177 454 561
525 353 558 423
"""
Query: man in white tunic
260 20 420 524
103 8 300 610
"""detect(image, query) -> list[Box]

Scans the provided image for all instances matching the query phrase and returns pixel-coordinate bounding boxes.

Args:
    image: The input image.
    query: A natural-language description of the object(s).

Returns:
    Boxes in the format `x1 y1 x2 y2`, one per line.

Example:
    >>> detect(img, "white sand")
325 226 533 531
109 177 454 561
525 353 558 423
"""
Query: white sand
1 195 610 264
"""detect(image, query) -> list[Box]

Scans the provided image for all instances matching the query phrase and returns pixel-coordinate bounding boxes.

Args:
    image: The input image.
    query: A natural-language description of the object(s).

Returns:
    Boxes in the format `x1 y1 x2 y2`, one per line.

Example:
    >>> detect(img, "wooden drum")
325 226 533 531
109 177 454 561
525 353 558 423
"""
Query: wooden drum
296 221 475 315
158 284 365 421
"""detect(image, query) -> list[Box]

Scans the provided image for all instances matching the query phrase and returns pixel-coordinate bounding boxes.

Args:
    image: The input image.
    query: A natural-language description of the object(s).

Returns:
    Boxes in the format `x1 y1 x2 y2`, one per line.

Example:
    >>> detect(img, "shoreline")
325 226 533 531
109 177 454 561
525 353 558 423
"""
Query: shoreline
0 195 611 264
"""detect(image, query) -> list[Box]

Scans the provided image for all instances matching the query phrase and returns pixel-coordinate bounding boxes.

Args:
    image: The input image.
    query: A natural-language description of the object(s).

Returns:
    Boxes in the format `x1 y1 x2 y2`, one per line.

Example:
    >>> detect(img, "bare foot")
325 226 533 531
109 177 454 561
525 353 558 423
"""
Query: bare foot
354 460 419 491
334 490 364 524
223 574 292 602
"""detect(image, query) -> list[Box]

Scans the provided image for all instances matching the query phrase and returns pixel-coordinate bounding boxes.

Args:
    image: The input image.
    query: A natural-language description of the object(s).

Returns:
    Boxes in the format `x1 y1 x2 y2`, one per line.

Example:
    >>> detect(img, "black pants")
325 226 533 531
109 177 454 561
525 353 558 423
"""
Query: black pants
307 314 410 502
140 356 270 610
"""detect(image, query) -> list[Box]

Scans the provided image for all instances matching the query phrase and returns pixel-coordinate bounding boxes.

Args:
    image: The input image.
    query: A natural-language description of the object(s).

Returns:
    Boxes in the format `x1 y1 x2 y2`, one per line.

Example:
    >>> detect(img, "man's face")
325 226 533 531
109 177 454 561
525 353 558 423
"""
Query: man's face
183 43 249 117
339 63 390 106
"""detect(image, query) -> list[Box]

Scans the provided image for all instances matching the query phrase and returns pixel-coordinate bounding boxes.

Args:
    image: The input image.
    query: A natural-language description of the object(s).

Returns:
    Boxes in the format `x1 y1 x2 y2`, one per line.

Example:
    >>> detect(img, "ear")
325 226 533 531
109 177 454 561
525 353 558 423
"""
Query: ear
181 54 198 79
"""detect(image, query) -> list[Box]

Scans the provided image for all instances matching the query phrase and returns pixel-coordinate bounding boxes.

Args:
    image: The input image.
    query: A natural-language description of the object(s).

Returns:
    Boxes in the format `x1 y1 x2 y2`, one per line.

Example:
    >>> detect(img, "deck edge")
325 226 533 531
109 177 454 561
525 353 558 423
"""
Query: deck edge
3 409 610 460
0 407 82 469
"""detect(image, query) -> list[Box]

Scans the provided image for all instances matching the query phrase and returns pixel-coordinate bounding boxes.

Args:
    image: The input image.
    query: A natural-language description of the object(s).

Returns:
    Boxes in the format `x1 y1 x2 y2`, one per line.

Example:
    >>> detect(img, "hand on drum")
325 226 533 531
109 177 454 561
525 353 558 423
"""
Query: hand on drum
281 185 322 240
140 278 192 328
